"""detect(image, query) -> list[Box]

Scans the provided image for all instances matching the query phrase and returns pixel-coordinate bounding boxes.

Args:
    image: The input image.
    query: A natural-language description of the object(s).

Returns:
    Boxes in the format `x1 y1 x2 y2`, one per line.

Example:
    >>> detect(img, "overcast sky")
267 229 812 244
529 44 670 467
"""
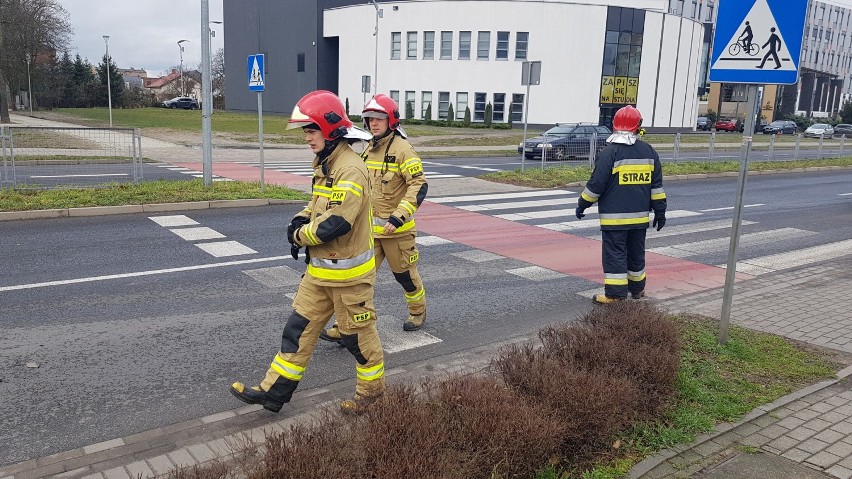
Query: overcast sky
56 0 224 77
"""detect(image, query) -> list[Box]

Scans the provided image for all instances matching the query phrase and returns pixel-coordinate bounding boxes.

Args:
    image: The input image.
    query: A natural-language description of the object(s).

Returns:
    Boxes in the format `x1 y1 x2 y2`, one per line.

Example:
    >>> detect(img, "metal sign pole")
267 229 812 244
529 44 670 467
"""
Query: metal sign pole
521 80 530 172
258 91 265 193
719 83 759 344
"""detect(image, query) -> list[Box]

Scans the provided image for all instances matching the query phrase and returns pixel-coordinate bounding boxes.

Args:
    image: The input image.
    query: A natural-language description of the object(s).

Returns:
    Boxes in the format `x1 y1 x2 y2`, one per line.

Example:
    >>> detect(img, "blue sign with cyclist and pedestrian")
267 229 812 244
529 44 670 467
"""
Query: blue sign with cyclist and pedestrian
709 0 808 85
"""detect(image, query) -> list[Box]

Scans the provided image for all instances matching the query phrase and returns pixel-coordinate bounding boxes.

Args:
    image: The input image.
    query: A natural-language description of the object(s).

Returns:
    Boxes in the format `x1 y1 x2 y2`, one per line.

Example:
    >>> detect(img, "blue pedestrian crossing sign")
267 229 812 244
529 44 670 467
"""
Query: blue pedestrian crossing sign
709 0 808 85
247 54 265 92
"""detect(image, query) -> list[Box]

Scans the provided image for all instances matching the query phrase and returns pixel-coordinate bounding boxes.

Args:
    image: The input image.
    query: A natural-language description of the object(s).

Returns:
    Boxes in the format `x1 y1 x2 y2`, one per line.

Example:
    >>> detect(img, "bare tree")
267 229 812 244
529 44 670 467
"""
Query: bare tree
0 0 71 122
212 47 225 109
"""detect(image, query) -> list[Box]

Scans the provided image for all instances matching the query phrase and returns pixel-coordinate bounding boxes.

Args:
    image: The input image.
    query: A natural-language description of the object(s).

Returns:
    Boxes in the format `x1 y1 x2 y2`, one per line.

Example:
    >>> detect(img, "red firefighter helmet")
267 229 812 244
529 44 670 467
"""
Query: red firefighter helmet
612 105 643 133
287 90 371 141
362 94 407 138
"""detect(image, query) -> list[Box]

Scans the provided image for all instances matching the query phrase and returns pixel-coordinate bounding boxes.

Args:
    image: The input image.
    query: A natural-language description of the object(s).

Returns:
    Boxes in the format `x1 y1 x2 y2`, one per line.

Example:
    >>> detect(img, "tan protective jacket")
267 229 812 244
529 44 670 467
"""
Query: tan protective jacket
293 142 375 286
363 133 428 238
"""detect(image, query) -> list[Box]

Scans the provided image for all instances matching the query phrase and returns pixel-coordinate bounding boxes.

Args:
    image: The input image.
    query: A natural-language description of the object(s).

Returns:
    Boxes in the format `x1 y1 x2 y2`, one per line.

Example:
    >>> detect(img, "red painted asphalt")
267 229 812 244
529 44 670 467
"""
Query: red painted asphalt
170 161 751 299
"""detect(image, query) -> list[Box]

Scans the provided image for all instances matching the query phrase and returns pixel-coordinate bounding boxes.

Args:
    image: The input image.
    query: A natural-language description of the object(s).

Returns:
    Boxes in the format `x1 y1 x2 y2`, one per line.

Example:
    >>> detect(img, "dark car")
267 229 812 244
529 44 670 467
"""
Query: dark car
696 116 710 131
762 120 797 135
714 118 742 132
517 123 611 160
833 124 852 136
162 96 199 109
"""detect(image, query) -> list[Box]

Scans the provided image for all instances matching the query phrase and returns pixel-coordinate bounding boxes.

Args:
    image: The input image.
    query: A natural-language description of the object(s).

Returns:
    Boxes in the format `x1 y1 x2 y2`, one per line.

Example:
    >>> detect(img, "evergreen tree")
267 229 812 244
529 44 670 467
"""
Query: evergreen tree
72 55 95 107
96 54 124 108
345 97 350 116
485 102 493 127
424 103 432 121
447 104 454 126
463 106 471 127
840 100 852 124
58 51 75 108
405 100 414 119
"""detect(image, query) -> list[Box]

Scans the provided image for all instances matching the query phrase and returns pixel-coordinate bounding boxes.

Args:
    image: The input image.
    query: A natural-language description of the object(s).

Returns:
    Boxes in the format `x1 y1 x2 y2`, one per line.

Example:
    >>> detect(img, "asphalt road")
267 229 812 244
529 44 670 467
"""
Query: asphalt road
1 170 850 465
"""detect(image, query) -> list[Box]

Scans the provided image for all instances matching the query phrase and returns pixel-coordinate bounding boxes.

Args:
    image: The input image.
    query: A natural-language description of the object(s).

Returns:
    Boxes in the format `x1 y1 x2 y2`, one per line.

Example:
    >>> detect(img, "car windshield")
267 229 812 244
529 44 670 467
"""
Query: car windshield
543 125 577 136
838 124 851 128
811 124 828 128
769 121 785 127
698 117 708 121
169 97 183 102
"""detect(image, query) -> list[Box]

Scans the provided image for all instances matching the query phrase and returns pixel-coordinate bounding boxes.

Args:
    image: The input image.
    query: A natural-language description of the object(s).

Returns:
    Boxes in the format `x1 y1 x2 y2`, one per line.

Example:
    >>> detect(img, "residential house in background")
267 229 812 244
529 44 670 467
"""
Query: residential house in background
144 69 201 101
119 67 148 90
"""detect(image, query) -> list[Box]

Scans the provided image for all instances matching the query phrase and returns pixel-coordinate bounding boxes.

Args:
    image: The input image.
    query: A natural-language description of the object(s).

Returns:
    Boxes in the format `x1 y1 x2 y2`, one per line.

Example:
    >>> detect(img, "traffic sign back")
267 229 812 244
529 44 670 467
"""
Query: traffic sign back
248 54 265 92
709 0 808 85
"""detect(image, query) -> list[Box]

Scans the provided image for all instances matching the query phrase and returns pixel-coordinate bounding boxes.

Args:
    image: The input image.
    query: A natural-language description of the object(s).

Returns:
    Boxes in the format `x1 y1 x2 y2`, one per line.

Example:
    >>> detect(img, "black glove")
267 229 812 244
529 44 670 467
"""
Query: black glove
575 206 586 220
287 216 310 245
653 212 666 231
290 244 301 261
303 246 310 265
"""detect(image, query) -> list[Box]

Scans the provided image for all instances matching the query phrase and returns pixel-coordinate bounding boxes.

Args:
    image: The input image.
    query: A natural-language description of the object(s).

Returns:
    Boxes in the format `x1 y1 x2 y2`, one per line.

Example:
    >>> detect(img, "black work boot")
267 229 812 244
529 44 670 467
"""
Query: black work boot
319 323 343 344
403 313 425 331
631 290 645 300
229 382 284 413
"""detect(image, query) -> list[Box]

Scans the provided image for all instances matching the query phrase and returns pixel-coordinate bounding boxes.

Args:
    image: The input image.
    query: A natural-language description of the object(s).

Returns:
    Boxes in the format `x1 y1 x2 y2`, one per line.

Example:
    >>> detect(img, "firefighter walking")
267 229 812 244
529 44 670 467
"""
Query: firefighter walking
575 105 667 304
230 90 385 414
322 94 429 341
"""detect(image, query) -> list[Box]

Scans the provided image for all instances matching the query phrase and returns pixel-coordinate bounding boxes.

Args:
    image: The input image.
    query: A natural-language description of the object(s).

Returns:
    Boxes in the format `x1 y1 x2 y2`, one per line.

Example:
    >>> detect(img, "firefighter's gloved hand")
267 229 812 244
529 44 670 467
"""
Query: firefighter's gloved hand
653 212 666 231
287 216 310 245
304 247 310 265
290 244 301 261
575 206 586 220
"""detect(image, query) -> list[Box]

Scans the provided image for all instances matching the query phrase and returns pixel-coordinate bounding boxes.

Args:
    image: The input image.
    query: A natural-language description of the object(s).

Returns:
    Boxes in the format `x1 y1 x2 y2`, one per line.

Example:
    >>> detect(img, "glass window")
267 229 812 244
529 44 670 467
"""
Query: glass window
441 31 452 59
407 32 417 59
478 31 490 60
405 91 415 118
459 31 471 60
438 92 450 119
515 32 528 60
421 91 432 119
423 31 435 59
474 92 486 121
390 91 399 105
497 31 509 60
510 93 524 122
456 92 468 120
391 32 401 60
602 43 617 76
493 93 505 122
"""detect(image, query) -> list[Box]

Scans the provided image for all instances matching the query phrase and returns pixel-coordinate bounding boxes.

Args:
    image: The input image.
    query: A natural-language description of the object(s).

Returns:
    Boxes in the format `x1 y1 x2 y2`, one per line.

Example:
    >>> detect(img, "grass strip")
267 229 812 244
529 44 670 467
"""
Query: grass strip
0 179 309 212
482 157 852 188
539 316 836 479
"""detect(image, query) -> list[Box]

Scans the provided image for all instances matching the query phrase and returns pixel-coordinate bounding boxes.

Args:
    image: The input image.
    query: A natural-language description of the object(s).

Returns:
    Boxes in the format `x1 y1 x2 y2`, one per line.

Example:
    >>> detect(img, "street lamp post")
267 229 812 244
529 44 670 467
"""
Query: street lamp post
370 0 382 95
200 1 213 187
25 52 33 115
103 35 113 127
177 39 189 97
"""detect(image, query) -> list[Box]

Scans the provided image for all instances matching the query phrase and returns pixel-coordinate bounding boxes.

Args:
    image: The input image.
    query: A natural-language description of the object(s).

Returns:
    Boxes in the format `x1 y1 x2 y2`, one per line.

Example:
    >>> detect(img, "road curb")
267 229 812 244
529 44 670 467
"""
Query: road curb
0 199 306 222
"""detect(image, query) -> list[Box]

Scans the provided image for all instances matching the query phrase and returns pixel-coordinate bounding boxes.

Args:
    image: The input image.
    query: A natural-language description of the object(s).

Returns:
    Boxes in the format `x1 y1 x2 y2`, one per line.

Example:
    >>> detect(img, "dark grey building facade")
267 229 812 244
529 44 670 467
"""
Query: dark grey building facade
223 0 358 114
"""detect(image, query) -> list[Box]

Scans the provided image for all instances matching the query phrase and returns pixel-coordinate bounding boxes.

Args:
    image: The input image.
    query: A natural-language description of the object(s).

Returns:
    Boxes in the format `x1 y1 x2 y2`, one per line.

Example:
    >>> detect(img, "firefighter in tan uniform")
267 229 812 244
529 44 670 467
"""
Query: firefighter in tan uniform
230 90 385 414
321 94 428 343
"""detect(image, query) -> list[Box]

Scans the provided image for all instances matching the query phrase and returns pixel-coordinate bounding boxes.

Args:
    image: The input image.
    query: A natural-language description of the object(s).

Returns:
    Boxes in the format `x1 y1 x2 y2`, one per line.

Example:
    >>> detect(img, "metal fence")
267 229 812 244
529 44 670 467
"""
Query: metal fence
521 131 848 169
0 126 143 189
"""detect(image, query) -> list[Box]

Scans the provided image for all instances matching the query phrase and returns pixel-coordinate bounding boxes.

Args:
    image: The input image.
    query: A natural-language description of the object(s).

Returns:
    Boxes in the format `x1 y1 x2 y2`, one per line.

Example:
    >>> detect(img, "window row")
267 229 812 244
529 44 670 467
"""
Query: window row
388 90 526 123
391 31 529 61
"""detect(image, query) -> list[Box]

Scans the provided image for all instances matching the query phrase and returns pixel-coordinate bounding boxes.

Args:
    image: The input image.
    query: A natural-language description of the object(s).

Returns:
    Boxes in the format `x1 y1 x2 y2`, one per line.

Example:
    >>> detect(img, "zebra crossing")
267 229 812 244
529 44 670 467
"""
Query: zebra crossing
425 189 852 276
232 160 465 179
154 164 233 181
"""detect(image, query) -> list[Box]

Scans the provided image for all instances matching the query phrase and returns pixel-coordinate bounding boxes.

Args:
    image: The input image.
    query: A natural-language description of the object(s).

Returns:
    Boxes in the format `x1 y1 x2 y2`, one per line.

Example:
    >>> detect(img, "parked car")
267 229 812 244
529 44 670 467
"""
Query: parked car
834 124 852 136
714 118 742 132
804 123 834 138
762 120 798 135
696 116 710 131
517 123 611 160
162 96 199 109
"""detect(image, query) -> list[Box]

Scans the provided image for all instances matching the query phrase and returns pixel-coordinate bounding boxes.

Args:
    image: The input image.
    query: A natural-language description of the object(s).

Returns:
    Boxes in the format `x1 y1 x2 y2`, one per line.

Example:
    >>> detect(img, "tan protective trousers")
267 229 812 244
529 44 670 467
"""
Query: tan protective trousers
261 271 385 399
375 233 426 316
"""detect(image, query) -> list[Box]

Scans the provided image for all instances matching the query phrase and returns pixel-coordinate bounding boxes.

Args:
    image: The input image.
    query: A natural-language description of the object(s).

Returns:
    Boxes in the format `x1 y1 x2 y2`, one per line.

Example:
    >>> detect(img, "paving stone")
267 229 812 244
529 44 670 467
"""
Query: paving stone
825 441 852 459
767 435 801 452
803 418 834 432
102 467 131 479
782 447 813 463
145 456 174 477
776 416 807 430
814 428 845 444
124 460 154 479
761 424 793 440
827 464 852 479
788 427 819 442
805 451 842 468
798 437 830 454
187 443 217 463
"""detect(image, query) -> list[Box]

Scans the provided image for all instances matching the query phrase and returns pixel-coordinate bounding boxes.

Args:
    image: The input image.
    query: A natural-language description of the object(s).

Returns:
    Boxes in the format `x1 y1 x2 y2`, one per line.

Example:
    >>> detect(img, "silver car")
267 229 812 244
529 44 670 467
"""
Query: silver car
804 123 834 138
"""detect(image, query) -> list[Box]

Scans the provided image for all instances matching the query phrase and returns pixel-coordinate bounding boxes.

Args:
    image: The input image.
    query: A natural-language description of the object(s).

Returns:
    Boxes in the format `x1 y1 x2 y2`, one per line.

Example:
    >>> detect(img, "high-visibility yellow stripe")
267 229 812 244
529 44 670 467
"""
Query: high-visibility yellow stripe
651 192 667 200
628 272 646 281
333 185 362 197
604 278 629 285
270 357 305 381
373 219 416 234
400 201 416 216
581 191 598 203
336 180 364 195
405 288 425 302
599 217 650 226
307 256 376 280
304 226 320 245
356 362 385 381
612 164 654 174
399 158 422 169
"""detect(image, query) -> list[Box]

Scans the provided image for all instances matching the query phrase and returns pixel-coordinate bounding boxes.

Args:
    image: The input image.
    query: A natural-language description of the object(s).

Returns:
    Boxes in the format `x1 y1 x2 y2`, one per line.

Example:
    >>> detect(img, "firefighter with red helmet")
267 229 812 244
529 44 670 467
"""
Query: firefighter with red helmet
230 90 385 414
321 94 428 341
575 105 667 304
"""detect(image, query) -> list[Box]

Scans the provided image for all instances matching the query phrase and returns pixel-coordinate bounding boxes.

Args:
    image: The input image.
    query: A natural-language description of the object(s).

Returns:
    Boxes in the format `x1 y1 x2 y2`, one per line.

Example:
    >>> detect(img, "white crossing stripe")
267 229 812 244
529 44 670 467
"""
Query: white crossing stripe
647 219 757 238
426 174 464 179
195 241 258 257
459 197 576 212
722 239 852 275
429 190 573 204
451 250 505 262
700 204 765 212
416 235 454 246
242 265 303 288
30 174 129 178
377 315 443 353
506 266 567 281
169 227 227 241
149 215 199 227
649 228 817 258
495 209 574 221
839 193 852 196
